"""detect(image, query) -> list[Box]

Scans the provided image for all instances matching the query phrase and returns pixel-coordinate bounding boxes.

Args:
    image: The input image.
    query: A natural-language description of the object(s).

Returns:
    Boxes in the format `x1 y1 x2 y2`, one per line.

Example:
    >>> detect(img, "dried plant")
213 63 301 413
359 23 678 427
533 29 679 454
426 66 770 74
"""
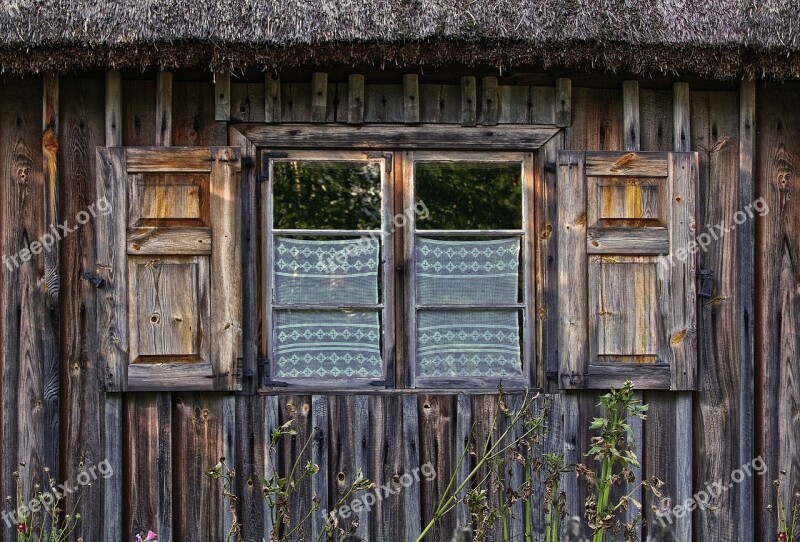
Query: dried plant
768 471 800 542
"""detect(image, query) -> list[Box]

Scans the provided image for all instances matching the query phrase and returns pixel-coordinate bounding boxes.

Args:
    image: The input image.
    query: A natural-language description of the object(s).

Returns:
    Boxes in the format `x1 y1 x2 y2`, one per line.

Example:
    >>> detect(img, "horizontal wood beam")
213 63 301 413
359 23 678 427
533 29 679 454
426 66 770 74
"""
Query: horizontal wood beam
234 123 560 150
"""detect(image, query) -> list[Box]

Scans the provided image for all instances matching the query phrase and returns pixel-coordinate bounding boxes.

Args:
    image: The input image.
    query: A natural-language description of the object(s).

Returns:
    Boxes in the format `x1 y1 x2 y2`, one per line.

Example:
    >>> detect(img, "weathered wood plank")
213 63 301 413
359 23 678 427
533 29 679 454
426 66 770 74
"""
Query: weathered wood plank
556 151 587 389
584 151 668 177
555 78 572 127
364 84 405 123
673 82 690 152
311 72 328 123
126 147 212 172
419 84 461 123
105 71 122 146
348 74 365 124
127 227 212 255
530 86 556 125
173 394 228 540
280 83 312 122
471 395 501 542
263 396 279 538
215 72 231 121
231 82 266 122
41 71 61 491
0 76 47 541
623 80 640 152
757 84 800 540
236 123 560 150
691 90 743 541
59 75 106 541
156 71 173 146
172 81 228 146
311 395 330 541
481 76 498 126
419 395 456 542
122 78 156 146
454 394 472 530
497 86 531 124
125 393 173 542
404 74 420 124
265 73 281 123
330 396 370 540
369 395 405 540
461 76 477 127
403 395 422 542
280 396 314 540
235 396 267 542
640 88 674 152
566 87 622 150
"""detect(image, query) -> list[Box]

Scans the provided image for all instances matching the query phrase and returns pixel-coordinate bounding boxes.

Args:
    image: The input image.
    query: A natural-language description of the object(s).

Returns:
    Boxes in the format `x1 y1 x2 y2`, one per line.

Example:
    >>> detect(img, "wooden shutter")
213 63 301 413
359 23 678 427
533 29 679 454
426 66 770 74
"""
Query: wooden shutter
96 147 241 391
557 151 697 390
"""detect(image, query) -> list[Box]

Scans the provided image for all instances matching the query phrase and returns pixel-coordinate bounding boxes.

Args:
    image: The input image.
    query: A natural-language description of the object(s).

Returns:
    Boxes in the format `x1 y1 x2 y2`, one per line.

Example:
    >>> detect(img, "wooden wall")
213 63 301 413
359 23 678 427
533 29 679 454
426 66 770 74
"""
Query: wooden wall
0 69 796 542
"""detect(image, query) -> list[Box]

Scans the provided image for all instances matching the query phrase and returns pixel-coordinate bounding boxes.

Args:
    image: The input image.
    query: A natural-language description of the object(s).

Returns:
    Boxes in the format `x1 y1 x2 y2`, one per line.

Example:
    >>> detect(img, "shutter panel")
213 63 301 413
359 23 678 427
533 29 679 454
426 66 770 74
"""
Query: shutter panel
96 147 241 391
557 151 697 390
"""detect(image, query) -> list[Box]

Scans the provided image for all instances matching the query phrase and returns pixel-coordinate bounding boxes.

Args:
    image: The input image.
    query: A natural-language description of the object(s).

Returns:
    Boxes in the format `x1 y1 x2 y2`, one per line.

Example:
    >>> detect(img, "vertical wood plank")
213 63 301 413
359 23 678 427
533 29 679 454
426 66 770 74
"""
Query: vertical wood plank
623 80 640 152
497 86 532 124
402 395 422 542
265 73 281 123
354 395 371 542
0 76 46 541
215 72 231 121
156 71 173 146
311 72 328 123
231 83 266 122
673 82 690 152
460 76 477 127
311 396 329 541
419 84 461 124
121 78 156 146
125 393 173 541
280 83 312 122
172 81 227 146
555 78 572 127
369 396 405 540
404 74 420 124
364 84 405 123
105 71 122 146
481 76 499 126
691 90 742 542
235 396 267 542
454 394 472 530
263 396 279 538
756 83 800 539
530 86 556 125
280 396 314 539
419 395 455 542
505 394 525 542
471 395 501 542
59 76 107 542
620 78 643 540
348 74 365 124
173 394 228 541
41 71 61 487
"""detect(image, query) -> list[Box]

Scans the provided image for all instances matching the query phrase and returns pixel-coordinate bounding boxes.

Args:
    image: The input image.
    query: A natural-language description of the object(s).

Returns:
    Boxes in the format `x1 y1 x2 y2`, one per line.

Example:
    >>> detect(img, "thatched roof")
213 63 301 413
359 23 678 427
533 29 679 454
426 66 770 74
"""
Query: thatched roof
1 0 799 78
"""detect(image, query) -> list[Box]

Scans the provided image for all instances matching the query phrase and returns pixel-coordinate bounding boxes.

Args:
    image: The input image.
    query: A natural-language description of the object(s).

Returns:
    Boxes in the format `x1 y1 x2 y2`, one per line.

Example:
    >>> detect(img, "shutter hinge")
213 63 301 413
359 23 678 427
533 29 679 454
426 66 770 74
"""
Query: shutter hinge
544 162 557 173
545 370 559 381
259 152 289 183
82 272 105 289
260 357 289 387
366 152 392 173
697 268 715 299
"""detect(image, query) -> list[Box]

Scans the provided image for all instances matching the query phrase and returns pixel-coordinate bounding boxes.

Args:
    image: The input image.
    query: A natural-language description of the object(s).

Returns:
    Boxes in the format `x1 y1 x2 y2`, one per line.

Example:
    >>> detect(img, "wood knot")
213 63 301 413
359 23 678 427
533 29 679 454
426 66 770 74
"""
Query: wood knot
42 128 58 155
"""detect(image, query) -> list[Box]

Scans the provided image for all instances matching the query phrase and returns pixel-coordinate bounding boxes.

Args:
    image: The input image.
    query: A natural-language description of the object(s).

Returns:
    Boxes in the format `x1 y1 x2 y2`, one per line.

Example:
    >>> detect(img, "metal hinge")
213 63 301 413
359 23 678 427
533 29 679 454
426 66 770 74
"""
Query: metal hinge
366 152 393 173
697 268 715 299
260 358 289 387
258 152 289 183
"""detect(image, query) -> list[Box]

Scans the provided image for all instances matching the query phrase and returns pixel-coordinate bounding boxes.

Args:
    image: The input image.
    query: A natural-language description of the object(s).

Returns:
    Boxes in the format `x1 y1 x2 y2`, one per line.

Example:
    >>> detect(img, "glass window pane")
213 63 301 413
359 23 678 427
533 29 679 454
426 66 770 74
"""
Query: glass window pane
274 310 382 379
274 236 380 304
272 161 382 229
415 237 520 304
416 310 522 378
415 161 522 229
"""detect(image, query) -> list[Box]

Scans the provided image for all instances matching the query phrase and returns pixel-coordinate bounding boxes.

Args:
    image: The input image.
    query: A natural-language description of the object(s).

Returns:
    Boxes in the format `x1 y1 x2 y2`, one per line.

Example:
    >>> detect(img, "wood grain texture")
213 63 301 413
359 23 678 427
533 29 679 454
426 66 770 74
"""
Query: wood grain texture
555 78 572 127
311 395 330 541
419 84 461 123
673 82 690 152
364 84 405 123
402 395 422 542
404 74 420 124
214 72 231 121
235 396 268 542
59 76 106 541
757 83 800 540
481 76 499 126
122 78 156 146
156 71 173 146
172 81 228 146
460 76 477 127
623 80 640 152
231 82 266 122
173 393 228 540
0 76 47 541
105 71 122 146
368 395 405 540
419 395 456 542
280 83 312 122
124 393 173 542
265 72 281 123
566 87 622 150
497 85 531 124
311 72 328 123
348 74 365 124
691 90 744 541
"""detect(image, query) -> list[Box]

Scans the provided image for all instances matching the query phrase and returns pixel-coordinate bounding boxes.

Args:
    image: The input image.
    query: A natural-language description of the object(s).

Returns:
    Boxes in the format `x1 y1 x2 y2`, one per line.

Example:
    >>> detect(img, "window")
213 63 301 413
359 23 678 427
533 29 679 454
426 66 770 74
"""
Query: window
405 152 534 388
262 150 534 389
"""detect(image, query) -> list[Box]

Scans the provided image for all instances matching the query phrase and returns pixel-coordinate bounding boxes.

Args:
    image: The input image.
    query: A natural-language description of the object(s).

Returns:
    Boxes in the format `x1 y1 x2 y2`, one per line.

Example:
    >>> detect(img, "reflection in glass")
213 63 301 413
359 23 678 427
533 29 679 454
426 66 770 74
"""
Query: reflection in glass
272 161 382 229
415 161 522 229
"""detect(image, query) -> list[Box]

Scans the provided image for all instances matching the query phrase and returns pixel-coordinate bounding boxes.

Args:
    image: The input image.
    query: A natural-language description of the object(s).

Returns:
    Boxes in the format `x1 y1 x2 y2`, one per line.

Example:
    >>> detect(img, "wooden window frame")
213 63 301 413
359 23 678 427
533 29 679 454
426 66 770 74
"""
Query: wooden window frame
228 123 561 392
